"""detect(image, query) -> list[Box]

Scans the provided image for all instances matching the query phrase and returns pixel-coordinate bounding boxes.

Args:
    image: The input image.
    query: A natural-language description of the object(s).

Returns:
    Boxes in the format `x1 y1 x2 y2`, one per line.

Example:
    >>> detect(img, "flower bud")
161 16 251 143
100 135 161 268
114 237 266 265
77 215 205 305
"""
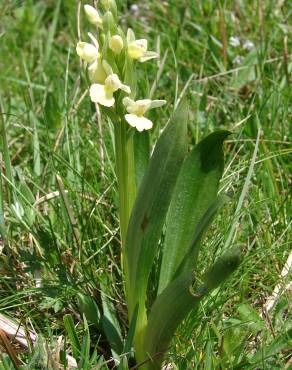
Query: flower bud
101 0 117 19
84 4 102 27
76 42 99 63
102 11 117 34
109 35 124 54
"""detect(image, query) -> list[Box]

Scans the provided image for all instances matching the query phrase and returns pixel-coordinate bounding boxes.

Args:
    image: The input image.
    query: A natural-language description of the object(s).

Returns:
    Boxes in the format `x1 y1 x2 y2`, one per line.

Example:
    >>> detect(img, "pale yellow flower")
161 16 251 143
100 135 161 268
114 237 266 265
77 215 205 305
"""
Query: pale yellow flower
76 42 99 63
128 39 147 59
90 74 131 107
127 29 157 62
123 98 166 131
76 33 100 63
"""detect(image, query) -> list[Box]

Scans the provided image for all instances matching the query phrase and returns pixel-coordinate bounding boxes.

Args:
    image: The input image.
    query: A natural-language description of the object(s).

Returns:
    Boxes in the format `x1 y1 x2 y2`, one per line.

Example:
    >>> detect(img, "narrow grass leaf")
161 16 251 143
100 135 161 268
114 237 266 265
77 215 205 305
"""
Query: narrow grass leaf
101 290 123 360
30 112 41 177
118 304 139 370
44 0 61 65
250 329 292 365
0 115 14 194
79 316 90 370
224 128 261 250
63 314 81 361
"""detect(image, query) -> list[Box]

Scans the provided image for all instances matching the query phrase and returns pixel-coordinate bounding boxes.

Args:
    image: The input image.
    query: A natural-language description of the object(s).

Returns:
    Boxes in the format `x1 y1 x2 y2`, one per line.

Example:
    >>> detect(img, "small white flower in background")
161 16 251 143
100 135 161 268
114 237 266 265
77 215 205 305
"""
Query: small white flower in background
127 29 157 62
109 35 124 54
123 97 166 131
229 36 240 47
130 4 140 16
90 74 131 107
233 55 244 65
84 4 103 27
243 40 255 51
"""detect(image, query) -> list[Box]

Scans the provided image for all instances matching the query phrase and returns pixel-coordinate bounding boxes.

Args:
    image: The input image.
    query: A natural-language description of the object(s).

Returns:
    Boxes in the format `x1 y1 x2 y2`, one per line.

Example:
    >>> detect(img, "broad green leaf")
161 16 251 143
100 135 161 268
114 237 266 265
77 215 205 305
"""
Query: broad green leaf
174 194 230 279
133 130 150 190
144 248 241 370
158 131 230 294
125 101 189 315
18 182 35 205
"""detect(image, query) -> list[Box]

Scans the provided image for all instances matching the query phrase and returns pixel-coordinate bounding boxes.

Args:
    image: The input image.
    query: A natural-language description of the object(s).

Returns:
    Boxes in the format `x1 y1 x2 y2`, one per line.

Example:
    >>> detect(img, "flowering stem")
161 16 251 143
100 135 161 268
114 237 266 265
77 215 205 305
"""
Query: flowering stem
115 120 149 367
114 119 136 265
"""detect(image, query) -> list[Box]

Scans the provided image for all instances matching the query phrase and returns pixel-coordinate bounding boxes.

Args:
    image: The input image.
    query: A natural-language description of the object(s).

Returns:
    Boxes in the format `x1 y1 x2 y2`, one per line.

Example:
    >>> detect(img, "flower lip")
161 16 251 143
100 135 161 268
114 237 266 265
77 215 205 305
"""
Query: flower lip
90 84 115 107
125 114 153 132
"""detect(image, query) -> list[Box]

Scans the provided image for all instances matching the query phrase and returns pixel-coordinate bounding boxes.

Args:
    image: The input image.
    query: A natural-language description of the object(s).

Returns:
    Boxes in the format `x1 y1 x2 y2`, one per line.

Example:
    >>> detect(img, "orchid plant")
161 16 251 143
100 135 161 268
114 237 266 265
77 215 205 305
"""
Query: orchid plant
76 2 241 369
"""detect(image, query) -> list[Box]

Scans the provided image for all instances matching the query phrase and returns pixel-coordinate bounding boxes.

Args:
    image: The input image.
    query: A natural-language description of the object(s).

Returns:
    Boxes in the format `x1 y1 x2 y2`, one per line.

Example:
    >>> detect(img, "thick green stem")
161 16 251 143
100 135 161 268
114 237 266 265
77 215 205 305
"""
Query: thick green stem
115 121 149 367
114 120 136 285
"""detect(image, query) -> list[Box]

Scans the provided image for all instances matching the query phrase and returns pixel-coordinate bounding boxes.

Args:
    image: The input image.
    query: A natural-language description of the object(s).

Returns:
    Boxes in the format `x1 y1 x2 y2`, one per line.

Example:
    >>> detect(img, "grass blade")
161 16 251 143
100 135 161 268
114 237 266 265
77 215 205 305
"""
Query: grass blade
63 314 81 361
